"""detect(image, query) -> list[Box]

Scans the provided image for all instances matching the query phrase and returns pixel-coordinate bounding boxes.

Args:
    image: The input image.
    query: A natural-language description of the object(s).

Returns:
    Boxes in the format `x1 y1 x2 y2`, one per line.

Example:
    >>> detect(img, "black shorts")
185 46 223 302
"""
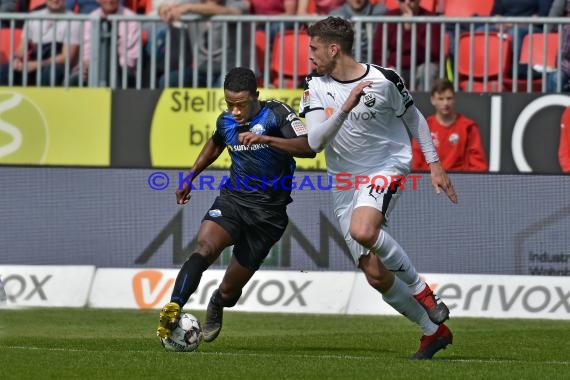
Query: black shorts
203 196 288 270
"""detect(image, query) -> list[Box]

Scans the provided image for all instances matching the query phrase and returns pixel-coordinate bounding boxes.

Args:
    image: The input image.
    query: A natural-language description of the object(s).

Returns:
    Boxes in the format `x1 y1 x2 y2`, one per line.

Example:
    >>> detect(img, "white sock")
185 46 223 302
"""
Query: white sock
382 276 438 336
372 229 425 295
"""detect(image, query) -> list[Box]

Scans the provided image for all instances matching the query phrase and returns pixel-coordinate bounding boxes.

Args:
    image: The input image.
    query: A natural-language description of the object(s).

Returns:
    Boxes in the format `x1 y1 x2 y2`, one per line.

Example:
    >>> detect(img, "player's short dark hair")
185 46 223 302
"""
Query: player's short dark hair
430 78 455 96
307 16 354 54
224 67 258 94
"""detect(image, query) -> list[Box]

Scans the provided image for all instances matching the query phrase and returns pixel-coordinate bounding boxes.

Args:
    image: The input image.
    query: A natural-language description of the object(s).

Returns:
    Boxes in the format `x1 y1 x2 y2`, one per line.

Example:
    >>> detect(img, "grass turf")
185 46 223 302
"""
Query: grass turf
1 308 569 379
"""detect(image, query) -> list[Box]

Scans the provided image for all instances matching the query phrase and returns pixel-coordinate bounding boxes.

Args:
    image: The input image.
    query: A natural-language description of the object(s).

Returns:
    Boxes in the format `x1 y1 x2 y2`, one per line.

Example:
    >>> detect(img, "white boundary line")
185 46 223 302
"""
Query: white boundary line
5 346 570 365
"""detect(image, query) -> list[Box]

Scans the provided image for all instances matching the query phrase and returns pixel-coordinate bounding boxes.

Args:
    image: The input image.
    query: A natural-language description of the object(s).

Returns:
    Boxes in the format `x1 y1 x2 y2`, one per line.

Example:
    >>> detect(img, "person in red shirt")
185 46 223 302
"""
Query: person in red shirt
372 0 441 91
412 78 489 172
559 106 570 173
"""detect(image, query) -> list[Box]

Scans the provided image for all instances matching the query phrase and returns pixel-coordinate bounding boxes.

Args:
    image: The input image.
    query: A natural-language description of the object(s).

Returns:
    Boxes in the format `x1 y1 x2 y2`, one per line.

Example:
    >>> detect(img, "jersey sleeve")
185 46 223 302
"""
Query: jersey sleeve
465 120 489 172
299 74 325 117
211 114 225 146
270 100 308 139
374 66 414 117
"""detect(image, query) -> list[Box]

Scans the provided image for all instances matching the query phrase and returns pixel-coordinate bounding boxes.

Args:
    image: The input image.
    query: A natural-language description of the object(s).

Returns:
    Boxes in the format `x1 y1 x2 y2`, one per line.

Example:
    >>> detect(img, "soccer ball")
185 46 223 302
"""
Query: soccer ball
160 313 203 352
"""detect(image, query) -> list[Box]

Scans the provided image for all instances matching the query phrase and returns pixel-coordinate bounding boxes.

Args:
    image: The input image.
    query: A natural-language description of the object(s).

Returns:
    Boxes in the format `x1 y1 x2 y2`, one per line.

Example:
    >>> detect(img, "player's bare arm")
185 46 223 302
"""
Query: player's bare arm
176 138 225 205
429 161 458 204
239 132 316 158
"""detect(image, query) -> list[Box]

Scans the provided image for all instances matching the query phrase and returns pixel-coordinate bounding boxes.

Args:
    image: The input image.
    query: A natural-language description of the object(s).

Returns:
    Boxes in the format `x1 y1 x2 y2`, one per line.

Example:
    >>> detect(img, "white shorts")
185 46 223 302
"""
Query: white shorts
332 170 405 265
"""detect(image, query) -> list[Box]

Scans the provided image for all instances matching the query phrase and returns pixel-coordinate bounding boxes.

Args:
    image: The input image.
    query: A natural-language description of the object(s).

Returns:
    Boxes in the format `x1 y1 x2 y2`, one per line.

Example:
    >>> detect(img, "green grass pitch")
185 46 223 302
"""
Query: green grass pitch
1 308 569 379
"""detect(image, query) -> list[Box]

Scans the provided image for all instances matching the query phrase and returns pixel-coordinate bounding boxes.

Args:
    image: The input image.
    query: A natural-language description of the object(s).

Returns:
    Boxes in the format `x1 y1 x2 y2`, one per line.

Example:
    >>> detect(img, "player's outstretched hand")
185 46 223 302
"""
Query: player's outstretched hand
341 81 373 113
429 161 458 204
175 182 192 205
239 131 269 146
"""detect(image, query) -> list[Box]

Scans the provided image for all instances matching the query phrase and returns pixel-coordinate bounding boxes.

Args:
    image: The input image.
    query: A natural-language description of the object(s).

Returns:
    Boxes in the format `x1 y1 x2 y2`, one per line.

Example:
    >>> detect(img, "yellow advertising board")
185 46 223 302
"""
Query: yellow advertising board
150 88 327 170
0 88 110 166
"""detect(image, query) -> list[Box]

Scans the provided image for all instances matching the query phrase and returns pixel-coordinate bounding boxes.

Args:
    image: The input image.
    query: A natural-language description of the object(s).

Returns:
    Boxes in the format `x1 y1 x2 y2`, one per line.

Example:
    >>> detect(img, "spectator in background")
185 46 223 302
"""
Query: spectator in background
297 0 344 15
487 0 553 78
66 0 125 13
0 0 81 86
0 0 17 12
68 0 141 87
372 0 441 91
330 0 386 61
157 0 250 88
559 106 570 172
545 0 570 32
251 0 298 44
0 0 19 27
548 0 570 18
412 78 488 172
547 24 570 92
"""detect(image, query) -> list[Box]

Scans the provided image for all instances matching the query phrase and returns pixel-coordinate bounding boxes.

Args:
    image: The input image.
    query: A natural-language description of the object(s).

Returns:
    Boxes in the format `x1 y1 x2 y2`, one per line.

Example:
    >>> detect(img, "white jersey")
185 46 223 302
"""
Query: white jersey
299 64 414 176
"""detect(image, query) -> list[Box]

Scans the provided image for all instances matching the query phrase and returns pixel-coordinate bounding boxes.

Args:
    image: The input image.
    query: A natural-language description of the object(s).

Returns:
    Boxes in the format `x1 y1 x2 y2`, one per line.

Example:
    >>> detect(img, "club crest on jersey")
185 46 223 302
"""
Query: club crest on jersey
449 133 459 145
250 124 265 135
363 92 376 107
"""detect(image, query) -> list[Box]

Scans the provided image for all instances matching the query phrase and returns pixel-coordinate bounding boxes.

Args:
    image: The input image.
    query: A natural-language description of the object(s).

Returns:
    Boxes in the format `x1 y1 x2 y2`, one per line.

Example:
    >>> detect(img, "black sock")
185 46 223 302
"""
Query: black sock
170 253 210 307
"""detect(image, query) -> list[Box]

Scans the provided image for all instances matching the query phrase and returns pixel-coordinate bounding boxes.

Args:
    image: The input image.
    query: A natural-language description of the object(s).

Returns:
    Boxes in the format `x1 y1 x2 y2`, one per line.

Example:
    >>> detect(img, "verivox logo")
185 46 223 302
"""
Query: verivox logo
0 92 49 164
132 270 174 309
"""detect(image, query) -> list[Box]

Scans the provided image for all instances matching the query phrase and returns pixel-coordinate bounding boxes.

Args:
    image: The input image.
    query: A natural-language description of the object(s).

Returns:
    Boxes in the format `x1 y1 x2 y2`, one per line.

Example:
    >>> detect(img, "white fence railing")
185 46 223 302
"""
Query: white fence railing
0 14 568 92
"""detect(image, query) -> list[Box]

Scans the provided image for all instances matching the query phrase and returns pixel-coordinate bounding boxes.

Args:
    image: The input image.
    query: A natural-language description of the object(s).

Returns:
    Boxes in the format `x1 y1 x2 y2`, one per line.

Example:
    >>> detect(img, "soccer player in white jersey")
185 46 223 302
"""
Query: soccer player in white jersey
299 17 458 360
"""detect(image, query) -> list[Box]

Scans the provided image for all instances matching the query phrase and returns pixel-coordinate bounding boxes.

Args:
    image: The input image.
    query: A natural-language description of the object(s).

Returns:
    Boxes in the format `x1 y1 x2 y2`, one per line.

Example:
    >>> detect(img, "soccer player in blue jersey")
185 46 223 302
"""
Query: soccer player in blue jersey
156 67 315 342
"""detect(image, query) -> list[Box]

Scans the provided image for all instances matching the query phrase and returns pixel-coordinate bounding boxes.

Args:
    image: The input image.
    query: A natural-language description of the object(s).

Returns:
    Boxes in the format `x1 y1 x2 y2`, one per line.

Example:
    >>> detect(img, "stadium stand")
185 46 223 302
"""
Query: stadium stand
0 12 567 91
504 32 560 92
0 27 22 64
28 0 46 11
270 29 312 88
442 0 493 17
382 0 439 12
456 31 512 92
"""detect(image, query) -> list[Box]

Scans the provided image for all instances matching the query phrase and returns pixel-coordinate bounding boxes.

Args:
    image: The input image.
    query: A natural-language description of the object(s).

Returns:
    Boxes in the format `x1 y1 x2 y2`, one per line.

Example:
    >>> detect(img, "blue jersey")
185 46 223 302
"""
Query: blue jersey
212 100 308 208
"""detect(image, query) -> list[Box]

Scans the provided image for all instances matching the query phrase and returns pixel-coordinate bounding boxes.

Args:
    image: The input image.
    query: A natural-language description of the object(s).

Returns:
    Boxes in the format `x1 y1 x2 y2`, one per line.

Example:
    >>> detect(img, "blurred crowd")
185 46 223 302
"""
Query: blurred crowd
0 0 568 90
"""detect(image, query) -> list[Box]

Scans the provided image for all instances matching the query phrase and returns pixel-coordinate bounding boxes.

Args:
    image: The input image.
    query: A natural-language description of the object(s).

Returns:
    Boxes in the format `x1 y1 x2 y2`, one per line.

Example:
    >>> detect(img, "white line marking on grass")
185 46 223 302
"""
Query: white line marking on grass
440 359 570 365
6 346 373 360
7 346 570 365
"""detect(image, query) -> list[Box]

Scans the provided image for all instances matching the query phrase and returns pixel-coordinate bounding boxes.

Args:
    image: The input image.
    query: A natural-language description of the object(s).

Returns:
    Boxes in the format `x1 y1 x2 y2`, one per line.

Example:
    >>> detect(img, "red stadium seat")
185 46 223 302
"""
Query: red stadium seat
28 0 46 10
383 0 400 9
443 0 493 17
456 32 512 92
0 28 23 65
420 0 439 12
255 29 268 73
270 30 312 88
504 32 559 92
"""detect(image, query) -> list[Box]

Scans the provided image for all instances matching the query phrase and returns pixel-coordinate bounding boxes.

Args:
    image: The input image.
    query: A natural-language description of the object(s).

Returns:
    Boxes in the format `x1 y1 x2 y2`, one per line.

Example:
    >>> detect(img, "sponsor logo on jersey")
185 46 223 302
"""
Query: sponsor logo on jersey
286 113 297 122
209 209 222 218
291 120 308 136
400 88 412 106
